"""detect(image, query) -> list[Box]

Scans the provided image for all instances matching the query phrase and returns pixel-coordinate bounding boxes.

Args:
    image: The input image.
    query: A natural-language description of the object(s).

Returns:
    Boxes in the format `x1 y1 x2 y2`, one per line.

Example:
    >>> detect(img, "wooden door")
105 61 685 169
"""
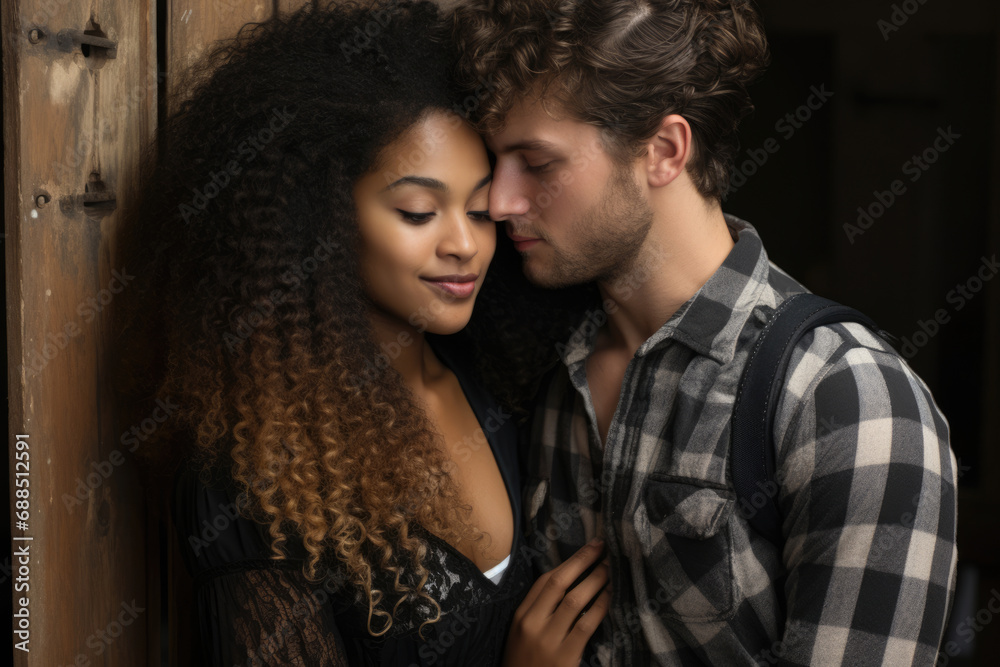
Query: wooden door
4 0 311 664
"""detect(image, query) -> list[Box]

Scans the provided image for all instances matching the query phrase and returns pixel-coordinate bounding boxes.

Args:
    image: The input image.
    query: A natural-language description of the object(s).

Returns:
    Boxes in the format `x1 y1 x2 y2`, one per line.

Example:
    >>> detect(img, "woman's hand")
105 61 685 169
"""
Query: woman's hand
502 539 611 667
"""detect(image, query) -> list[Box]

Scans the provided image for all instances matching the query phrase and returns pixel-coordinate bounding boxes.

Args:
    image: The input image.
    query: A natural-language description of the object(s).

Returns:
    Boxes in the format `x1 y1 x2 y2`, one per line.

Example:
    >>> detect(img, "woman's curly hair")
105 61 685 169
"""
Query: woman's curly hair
113 0 575 637
452 0 770 201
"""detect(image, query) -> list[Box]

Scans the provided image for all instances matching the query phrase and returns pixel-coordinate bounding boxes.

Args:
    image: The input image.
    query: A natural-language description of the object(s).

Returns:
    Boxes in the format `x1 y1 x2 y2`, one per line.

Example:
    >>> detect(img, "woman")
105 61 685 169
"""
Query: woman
114 1 608 665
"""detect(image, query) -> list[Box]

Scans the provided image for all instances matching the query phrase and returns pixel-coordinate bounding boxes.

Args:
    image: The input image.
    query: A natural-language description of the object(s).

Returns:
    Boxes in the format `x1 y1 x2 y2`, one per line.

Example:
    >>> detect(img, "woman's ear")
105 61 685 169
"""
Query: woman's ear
643 114 693 188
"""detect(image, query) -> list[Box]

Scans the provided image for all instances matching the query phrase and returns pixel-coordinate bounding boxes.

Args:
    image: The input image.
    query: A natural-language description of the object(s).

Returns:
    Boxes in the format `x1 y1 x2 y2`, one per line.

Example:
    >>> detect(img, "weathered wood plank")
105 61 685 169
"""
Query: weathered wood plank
276 0 312 16
165 0 270 114
5 0 156 664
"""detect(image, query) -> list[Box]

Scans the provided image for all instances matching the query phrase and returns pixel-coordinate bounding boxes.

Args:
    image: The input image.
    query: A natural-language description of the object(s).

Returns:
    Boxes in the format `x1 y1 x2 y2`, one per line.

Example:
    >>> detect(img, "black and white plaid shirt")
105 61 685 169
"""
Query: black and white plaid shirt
523 216 957 666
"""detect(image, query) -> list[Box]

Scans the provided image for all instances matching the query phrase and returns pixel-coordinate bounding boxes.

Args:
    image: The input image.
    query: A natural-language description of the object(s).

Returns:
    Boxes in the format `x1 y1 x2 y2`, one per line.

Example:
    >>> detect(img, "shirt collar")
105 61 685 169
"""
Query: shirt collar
559 214 770 368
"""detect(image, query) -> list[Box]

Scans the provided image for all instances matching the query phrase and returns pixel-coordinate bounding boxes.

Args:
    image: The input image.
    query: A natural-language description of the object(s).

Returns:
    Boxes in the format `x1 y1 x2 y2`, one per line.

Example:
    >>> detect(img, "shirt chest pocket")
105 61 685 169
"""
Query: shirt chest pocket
630 478 738 622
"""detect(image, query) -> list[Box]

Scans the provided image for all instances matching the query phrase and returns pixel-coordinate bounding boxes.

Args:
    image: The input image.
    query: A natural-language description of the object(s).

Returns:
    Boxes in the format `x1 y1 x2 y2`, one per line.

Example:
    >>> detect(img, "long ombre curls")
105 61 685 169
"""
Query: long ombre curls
116 1 481 637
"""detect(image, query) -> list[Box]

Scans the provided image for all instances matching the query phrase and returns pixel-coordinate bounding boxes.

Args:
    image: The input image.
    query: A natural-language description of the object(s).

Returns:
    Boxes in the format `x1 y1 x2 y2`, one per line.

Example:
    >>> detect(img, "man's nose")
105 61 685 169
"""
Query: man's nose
489 160 532 221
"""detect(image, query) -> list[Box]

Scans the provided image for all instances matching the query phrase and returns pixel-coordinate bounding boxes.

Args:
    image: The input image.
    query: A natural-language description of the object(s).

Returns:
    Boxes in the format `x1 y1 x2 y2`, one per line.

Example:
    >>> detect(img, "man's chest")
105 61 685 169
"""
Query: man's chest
545 344 744 515
530 350 758 655
584 345 634 447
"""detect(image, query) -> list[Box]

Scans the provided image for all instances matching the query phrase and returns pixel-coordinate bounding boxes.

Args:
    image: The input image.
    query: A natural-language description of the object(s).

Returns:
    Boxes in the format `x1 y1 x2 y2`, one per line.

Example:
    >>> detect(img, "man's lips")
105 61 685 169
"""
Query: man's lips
507 229 543 251
507 233 540 242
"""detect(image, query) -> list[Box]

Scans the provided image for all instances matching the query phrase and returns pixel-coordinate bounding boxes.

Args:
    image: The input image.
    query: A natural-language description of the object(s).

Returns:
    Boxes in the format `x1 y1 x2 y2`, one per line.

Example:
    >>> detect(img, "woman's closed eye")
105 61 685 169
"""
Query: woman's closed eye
468 210 494 222
397 208 495 224
397 209 434 224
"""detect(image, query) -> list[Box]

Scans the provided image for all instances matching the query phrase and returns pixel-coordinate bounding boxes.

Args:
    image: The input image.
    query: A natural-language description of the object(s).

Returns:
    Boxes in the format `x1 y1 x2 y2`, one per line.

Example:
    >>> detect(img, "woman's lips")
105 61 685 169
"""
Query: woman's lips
421 274 478 298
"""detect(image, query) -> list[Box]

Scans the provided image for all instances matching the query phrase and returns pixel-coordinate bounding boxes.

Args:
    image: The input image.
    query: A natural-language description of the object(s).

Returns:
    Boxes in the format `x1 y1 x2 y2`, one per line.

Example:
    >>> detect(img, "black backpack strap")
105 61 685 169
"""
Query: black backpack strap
731 293 894 547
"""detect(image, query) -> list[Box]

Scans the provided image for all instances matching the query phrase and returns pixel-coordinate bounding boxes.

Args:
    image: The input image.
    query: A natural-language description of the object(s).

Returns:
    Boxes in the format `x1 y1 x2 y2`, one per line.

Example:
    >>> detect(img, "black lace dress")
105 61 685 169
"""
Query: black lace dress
171 335 533 666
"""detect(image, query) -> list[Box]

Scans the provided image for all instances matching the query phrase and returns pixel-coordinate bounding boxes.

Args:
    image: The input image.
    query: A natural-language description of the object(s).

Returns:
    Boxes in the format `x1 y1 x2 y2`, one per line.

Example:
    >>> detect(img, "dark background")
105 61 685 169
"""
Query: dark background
2 0 997 663
727 0 999 663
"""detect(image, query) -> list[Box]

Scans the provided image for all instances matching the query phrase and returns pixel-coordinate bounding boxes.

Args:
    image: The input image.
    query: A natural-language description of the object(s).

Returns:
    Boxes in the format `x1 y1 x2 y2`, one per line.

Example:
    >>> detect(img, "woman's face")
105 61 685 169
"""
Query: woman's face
354 111 495 337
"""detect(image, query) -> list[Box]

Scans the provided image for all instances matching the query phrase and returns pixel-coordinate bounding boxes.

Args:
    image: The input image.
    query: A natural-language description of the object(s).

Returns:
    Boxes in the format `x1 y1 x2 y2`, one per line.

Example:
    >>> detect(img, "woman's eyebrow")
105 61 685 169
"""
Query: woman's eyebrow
382 173 493 193
382 175 447 192
472 173 492 192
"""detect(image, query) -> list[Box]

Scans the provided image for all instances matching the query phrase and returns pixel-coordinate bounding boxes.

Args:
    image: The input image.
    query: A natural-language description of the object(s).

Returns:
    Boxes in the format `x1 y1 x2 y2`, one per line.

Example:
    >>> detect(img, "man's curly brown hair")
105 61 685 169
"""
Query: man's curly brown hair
113 0 572 637
451 0 770 201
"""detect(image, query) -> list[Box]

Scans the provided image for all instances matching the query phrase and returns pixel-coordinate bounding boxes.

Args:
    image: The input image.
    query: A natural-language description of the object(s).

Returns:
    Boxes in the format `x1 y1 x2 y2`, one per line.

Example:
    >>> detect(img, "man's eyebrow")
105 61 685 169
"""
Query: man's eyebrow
493 139 557 153
382 175 448 192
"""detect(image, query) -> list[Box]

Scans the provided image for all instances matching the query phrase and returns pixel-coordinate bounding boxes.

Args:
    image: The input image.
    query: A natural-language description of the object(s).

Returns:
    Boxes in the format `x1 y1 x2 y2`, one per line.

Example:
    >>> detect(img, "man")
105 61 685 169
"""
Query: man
452 0 958 665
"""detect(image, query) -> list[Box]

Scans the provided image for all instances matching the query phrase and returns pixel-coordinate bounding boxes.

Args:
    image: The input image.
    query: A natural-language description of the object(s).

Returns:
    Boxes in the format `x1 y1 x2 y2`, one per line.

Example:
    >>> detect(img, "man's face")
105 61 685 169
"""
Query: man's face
485 95 653 289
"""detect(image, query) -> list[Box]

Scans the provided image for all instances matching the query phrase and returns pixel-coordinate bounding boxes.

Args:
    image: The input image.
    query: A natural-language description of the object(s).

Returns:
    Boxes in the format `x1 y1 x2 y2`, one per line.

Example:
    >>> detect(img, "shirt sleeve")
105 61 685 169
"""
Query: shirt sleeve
194 560 351 667
771 322 958 666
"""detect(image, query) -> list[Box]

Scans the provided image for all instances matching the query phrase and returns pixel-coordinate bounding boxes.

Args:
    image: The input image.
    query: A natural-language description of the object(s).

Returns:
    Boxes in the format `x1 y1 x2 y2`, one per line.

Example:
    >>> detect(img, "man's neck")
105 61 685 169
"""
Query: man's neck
596 195 734 355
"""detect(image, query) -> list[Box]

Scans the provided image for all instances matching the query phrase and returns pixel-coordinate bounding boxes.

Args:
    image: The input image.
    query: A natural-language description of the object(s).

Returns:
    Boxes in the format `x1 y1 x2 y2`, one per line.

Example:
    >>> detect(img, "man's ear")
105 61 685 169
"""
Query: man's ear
644 114 693 188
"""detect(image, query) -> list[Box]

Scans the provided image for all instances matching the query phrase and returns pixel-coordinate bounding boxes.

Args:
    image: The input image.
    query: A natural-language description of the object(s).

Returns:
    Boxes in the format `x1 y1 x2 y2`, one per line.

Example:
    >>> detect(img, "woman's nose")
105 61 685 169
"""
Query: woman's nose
438 212 479 260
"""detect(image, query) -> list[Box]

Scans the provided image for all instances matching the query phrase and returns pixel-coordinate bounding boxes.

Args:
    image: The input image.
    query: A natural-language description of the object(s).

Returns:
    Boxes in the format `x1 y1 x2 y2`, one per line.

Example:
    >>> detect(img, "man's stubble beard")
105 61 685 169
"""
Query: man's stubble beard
523 162 654 289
